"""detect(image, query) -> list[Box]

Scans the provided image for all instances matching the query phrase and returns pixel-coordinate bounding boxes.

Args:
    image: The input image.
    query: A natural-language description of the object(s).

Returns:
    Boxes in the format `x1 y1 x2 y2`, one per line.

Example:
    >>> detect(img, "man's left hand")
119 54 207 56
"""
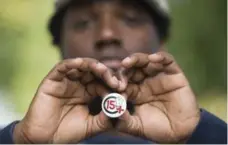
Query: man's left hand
116 52 200 143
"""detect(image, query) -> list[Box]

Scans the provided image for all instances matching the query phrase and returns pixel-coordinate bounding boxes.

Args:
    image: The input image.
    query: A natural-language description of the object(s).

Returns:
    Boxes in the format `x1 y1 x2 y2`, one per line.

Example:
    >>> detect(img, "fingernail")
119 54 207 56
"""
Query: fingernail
122 57 131 64
118 81 126 91
148 54 162 60
113 77 121 88
75 58 83 64
112 76 118 85
97 63 107 70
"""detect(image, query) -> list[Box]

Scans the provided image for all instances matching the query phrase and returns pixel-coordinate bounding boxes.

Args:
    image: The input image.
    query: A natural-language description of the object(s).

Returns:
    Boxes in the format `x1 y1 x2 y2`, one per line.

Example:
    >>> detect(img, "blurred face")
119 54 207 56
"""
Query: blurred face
61 0 160 70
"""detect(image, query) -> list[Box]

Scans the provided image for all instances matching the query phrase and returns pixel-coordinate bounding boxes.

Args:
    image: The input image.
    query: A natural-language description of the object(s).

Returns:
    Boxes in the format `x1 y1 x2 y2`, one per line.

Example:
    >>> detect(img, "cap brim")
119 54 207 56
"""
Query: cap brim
48 0 170 45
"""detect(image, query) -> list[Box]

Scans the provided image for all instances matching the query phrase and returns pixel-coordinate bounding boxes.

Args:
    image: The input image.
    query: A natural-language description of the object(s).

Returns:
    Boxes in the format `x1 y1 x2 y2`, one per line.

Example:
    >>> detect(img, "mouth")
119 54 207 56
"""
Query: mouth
99 57 123 70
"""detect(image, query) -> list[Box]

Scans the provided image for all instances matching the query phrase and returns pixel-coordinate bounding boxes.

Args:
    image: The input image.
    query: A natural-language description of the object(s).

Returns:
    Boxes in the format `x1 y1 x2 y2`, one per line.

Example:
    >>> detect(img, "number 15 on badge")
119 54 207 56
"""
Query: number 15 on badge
102 93 127 118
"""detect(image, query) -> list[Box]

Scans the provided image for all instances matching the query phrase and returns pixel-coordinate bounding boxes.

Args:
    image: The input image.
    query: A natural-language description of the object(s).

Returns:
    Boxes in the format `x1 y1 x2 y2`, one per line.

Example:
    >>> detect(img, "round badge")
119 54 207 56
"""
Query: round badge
101 93 127 118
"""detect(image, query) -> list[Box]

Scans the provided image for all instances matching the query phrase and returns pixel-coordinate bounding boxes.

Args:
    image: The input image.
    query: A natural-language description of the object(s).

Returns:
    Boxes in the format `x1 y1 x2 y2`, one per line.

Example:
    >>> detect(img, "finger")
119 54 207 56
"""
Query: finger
122 53 162 83
142 62 163 77
147 73 188 95
90 111 112 136
118 110 131 122
125 83 139 103
122 68 135 80
69 58 97 83
76 58 98 72
86 83 109 101
66 69 83 81
95 84 110 99
118 92 128 101
90 62 119 89
47 58 83 82
130 70 145 83
156 51 182 74
148 53 164 63
80 72 94 84
117 111 142 136
116 68 128 92
122 67 145 83
119 93 136 115
65 58 119 89
122 53 149 69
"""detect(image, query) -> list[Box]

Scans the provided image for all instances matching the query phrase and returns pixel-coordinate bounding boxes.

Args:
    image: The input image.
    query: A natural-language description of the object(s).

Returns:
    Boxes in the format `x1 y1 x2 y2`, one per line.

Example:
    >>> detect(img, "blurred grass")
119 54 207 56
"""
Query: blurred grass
198 94 227 122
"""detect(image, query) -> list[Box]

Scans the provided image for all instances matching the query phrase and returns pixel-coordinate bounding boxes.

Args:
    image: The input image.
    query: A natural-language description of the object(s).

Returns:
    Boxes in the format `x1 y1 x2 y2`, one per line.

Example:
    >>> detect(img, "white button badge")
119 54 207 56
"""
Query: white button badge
102 93 127 118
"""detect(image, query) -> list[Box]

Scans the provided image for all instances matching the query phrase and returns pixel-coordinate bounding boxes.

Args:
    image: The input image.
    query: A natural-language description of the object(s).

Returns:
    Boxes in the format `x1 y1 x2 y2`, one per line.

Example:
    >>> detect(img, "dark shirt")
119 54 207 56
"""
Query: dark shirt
0 109 227 144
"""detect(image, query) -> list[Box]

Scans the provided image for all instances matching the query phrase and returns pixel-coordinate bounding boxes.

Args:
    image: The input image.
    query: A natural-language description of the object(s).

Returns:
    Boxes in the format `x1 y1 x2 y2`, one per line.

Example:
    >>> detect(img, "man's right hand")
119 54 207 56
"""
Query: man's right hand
13 58 122 143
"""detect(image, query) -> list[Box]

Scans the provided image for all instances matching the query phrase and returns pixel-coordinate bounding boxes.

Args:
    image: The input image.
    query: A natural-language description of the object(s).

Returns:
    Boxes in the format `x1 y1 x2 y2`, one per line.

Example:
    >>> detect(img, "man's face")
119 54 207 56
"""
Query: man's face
61 0 160 70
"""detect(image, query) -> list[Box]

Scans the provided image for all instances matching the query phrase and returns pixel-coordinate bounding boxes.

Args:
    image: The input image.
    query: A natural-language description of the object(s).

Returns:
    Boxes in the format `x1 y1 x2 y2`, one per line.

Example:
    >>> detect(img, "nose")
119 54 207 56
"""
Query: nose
95 13 122 50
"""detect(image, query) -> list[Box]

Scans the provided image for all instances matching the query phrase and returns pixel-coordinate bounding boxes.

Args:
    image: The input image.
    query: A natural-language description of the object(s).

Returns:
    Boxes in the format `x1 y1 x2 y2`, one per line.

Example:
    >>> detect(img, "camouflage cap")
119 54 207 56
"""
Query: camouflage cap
49 0 170 45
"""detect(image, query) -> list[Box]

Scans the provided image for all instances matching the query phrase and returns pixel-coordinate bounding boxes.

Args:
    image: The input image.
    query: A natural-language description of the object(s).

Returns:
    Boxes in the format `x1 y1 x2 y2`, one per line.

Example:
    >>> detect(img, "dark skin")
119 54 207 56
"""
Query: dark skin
13 0 200 143
61 0 159 61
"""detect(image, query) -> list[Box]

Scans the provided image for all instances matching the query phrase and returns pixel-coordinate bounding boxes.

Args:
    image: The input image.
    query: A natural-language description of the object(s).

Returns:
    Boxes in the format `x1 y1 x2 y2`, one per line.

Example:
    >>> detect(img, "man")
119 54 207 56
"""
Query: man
0 0 227 144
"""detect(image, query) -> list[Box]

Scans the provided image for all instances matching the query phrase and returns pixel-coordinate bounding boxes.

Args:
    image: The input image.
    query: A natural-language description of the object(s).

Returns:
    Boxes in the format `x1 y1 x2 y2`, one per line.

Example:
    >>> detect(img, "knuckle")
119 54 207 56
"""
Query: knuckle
55 60 65 67
132 53 148 58
84 57 98 63
62 58 73 64
53 61 68 72
159 51 174 59
132 52 145 56
56 59 73 68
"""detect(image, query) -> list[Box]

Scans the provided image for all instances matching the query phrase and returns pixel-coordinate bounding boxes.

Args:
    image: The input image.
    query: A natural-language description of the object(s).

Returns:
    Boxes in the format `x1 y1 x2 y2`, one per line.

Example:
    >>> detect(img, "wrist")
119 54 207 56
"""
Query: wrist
13 122 31 144
178 109 201 144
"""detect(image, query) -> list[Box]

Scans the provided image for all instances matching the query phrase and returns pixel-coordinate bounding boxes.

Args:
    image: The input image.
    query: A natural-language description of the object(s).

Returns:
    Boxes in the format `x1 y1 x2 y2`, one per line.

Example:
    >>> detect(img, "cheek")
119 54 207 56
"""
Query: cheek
62 30 95 58
122 26 160 54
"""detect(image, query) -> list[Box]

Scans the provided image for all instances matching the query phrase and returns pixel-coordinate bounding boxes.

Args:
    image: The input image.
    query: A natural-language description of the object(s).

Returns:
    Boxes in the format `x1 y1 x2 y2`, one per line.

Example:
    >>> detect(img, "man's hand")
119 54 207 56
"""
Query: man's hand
13 58 122 144
116 52 200 143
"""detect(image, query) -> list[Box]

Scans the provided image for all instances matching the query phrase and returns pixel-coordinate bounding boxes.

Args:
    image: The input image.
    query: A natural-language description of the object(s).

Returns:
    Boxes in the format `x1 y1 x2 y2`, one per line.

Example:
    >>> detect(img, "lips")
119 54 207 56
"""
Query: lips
100 59 122 70
99 57 124 70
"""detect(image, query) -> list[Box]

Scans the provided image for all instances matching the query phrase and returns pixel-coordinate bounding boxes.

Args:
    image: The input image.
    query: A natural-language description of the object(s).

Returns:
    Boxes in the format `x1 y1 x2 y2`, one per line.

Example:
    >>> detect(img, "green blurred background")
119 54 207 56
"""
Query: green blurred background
0 0 226 125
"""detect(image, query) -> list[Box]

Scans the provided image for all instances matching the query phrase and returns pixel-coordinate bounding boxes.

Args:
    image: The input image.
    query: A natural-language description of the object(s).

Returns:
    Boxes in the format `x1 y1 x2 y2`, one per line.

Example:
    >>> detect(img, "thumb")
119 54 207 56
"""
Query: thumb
89 111 112 136
116 111 144 137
